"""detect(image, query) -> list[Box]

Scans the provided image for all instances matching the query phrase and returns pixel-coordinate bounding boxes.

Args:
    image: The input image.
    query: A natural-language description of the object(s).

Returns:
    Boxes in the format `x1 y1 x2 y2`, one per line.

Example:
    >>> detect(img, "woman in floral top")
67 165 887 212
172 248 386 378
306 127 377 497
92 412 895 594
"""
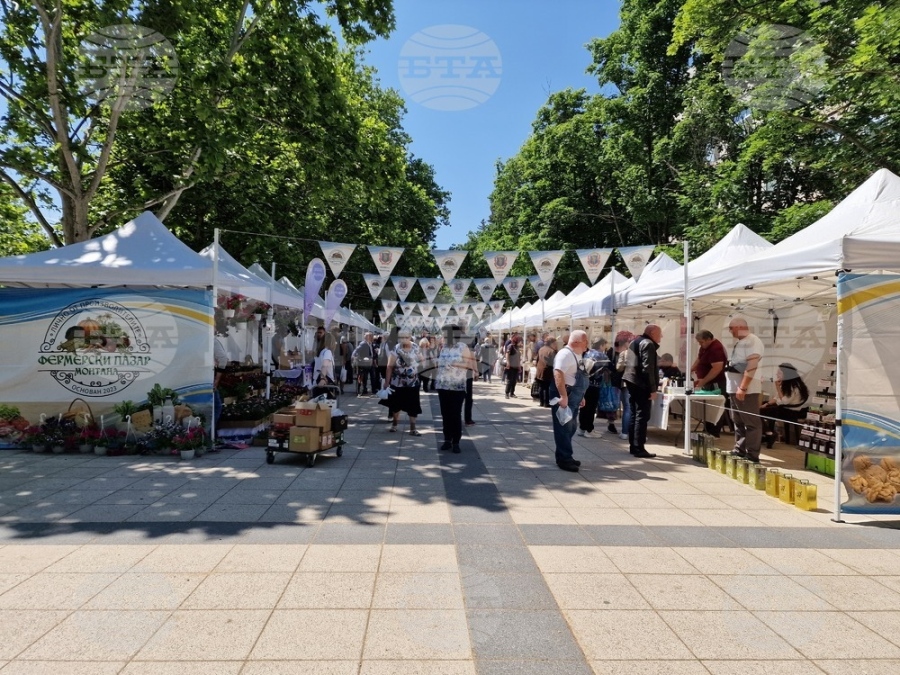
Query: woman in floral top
435 324 474 453
382 331 423 435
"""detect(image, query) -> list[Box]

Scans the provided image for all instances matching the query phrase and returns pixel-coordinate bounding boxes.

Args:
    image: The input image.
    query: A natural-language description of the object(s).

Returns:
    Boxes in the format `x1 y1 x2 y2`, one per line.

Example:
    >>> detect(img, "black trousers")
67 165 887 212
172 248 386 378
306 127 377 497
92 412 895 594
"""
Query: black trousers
504 367 519 396
465 377 474 424
626 382 653 452
538 377 552 407
358 367 379 394
438 389 465 443
579 385 600 432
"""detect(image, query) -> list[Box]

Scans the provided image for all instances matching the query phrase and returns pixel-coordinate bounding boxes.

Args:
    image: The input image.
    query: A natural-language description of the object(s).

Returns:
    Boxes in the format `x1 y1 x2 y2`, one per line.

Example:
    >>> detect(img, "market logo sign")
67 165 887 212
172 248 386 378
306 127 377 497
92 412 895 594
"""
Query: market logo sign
38 299 167 397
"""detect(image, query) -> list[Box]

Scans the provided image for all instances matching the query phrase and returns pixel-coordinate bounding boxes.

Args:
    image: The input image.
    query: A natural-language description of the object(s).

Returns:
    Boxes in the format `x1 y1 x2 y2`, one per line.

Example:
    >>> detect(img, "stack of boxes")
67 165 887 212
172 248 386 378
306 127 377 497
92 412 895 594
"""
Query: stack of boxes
271 402 338 454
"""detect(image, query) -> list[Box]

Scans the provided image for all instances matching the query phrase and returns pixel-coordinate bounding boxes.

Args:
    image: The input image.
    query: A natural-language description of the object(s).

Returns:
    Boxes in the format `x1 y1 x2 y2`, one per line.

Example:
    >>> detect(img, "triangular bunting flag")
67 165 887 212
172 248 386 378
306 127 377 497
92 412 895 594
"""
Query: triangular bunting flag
454 302 470 316
318 241 356 277
528 275 551 300
489 300 505 316
418 302 435 317
474 278 497 303
362 273 385 300
528 250 564 284
382 299 398 316
368 246 404 278
400 301 417 315
484 251 518 282
390 276 417 302
436 303 452 318
432 250 468 282
502 276 526 303
448 278 471 303
618 245 656 281
472 302 486 319
418 278 443 303
575 248 612 284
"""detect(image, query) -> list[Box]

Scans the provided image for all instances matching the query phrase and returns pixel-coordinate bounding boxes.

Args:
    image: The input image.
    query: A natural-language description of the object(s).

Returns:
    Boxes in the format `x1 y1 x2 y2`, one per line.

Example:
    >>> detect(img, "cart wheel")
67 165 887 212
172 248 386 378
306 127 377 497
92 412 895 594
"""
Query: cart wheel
266 452 275 465
336 447 343 457
306 454 316 467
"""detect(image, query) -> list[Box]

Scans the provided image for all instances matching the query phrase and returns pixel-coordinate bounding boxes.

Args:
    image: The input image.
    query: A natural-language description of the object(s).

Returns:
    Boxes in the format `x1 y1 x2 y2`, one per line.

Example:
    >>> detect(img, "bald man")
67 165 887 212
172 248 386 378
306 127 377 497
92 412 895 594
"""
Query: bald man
549 330 590 472
726 318 764 462
622 324 663 459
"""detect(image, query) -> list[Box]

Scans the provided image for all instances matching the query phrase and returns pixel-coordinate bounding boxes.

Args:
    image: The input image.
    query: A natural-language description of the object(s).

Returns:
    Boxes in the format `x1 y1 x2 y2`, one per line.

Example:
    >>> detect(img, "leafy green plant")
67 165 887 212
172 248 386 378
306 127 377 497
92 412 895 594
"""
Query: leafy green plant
114 401 139 419
146 384 180 408
0 404 21 422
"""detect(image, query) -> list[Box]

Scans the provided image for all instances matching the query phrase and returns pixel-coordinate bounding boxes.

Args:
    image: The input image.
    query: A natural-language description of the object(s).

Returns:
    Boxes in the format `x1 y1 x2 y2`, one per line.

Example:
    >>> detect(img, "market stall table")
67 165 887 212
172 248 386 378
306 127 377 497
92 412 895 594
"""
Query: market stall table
649 391 726 445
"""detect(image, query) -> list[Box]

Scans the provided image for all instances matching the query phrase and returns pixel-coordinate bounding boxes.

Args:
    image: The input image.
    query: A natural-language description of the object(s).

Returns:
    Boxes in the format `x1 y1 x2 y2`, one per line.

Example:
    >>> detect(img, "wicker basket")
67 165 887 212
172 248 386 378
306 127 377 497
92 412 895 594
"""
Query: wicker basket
62 398 94 428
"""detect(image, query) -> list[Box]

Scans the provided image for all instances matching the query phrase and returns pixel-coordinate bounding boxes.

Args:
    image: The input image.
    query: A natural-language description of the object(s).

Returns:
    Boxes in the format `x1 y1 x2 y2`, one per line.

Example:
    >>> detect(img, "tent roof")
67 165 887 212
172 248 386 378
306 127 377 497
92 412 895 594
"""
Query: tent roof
523 282 592 327
570 269 635 319
689 169 900 304
618 224 773 311
201 244 301 308
0 212 211 287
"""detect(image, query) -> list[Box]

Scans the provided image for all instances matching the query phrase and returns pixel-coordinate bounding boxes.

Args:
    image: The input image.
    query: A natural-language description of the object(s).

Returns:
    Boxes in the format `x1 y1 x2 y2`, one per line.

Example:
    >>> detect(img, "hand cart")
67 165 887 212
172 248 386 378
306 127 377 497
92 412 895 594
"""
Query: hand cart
266 384 347 466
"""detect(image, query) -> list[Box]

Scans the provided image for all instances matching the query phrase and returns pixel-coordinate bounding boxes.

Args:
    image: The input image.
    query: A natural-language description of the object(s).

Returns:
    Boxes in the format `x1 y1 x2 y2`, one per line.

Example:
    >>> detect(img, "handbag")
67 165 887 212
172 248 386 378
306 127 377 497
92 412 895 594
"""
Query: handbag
530 380 541 398
500 355 508 368
598 381 620 413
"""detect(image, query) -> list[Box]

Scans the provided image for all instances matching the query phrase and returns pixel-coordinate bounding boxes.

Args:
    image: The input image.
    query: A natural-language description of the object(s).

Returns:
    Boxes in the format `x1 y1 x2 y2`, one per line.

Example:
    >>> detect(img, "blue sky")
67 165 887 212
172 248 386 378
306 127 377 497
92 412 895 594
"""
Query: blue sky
358 0 622 249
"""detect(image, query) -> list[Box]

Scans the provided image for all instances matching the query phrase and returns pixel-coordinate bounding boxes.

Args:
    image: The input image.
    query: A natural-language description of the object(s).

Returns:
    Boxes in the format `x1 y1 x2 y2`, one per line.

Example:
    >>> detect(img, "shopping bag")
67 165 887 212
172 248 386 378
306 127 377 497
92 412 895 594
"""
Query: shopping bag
598 382 620 413
530 380 541 398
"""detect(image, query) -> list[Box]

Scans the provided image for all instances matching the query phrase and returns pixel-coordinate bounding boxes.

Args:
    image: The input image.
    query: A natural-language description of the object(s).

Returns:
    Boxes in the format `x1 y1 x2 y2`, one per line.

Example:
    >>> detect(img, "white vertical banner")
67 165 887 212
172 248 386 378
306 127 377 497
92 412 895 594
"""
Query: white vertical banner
400 301 417 315
390 276 417 302
474 278 497 303
382 299 398 316
454 302 470 317
432 250 468 282
419 278 443 303
304 258 327 319
502 276 526 303
378 310 388 324
528 250 564 284
368 246 404 278
318 241 356 277
418 302 435 317
484 251 518 282
436 303 452 319
448 278 471 303
528 275 551 300
323 279 348 328
618 245 656 281
472 302 487 319
362 273 385 300
489 300 505 316
576 248 612 284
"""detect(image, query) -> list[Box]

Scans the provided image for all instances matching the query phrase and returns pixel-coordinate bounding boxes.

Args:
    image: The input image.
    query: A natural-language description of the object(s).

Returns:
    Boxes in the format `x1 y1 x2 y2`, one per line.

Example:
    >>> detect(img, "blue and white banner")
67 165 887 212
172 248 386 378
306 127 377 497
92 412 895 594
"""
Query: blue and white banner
304 258 327 317
323 280 347 329
0 288 213 429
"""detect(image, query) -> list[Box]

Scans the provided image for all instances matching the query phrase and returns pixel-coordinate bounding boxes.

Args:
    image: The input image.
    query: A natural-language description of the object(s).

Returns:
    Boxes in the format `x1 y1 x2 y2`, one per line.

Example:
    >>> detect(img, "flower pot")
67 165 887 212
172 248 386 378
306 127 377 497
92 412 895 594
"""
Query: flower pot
194 446 204 457
253 313 262 322
51 445 65 454
224 309 235 318
79 443 94 454
32 444 46 453
94 446 107 456
180 449 195 460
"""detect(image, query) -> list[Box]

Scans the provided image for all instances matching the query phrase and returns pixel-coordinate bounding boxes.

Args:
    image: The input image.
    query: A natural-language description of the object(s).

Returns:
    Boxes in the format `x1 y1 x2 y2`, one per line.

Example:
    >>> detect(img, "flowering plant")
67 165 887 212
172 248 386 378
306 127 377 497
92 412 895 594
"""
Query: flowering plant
145 420 181 451
225 294 245 310
254 302 271 314
172 426 207 451
80 426 101 443
21 425 44 445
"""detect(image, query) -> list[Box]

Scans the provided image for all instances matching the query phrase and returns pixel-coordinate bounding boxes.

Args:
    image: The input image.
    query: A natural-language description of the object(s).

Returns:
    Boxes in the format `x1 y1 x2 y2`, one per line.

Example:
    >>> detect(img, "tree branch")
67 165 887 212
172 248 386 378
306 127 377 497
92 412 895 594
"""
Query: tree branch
89 180 200 237
0 155 77 198
786 112 894 171
0 78 58 140
32 0 82 197
0 167 63 247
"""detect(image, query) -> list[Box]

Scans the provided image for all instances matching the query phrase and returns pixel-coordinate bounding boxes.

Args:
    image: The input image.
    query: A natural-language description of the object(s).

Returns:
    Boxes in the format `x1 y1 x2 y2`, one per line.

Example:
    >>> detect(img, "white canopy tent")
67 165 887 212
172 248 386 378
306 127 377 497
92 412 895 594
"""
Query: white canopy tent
570 269 635 320
522 283 593 329
201 243 302 309
0 211 212 287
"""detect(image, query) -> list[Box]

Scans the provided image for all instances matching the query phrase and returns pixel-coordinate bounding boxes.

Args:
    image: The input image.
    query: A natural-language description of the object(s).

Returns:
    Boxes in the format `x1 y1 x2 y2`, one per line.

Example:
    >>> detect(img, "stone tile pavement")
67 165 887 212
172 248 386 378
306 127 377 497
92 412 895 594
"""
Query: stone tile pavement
0 378 899 673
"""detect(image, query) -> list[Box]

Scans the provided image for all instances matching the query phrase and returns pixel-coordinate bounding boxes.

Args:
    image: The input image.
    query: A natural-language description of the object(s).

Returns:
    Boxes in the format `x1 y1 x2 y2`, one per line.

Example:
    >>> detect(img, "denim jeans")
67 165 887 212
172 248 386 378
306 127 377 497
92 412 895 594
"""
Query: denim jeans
549 370 588 464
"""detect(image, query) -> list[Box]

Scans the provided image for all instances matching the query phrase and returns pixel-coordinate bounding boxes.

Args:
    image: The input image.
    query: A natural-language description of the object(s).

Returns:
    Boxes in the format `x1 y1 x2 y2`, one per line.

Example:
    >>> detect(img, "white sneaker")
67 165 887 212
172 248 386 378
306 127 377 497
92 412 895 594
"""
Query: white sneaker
583 430 599 438
577 429 586 437
618 433 628 440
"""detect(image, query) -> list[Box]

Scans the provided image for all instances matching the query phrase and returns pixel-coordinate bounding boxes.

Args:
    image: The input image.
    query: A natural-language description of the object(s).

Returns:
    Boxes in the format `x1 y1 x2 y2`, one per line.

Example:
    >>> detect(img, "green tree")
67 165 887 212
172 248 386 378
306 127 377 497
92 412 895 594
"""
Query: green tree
0 0 394 246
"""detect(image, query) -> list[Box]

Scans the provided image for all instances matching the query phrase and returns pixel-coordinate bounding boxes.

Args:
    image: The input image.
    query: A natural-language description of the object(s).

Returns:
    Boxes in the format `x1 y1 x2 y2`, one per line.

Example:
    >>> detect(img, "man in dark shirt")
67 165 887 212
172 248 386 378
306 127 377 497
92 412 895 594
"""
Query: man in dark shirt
622 324 662 459
691 329 728 436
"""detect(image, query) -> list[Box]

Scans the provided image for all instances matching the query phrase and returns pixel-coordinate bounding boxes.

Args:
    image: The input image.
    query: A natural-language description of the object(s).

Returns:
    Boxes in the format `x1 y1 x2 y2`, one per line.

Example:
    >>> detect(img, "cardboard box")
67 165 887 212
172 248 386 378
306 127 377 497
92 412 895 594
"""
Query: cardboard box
293 402 330 430
288 427 320 453
319 432 334 450
272 408 297 426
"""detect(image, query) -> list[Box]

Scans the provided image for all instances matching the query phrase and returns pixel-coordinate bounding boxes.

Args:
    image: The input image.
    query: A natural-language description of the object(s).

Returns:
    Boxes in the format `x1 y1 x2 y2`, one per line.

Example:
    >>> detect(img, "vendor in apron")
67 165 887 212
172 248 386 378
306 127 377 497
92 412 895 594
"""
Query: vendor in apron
549 330 590 472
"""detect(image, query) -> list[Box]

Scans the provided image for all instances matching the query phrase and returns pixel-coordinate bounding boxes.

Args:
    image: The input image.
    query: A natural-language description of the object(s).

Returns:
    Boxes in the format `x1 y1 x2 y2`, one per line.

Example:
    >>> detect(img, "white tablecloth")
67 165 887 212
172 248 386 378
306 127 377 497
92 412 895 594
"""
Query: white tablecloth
649 393 726 431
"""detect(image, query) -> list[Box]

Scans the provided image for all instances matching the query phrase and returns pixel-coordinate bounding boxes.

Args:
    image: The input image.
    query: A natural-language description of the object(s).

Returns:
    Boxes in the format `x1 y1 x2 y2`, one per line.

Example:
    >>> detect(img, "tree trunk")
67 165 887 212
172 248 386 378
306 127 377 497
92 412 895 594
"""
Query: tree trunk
60 193 91 245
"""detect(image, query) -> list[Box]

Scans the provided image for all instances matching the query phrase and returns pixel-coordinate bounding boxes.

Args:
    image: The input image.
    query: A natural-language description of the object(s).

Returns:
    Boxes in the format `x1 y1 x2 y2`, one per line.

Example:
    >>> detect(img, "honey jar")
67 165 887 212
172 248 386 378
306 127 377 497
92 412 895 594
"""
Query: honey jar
750 463 766 490
794 479 818 511
779 473 795 504
765 468 781 497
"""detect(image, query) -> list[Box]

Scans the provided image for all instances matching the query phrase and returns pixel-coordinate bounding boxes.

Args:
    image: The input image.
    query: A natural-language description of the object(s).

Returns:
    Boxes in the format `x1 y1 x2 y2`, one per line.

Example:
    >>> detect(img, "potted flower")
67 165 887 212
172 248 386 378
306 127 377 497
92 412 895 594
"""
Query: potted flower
223 294 245 318
93 432 109 456
172 426 206 460
146 420 179 454
21 425 46 453
79 426 100 454
253 302 271 322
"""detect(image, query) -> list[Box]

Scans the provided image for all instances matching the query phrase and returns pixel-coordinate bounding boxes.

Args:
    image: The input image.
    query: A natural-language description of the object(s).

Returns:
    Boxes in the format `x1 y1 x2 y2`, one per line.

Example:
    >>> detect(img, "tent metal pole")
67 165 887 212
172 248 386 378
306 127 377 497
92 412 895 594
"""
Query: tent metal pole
610 270 616 344
211 228 220 445
833 300 845 523
265 262 275 400
683 240 692 456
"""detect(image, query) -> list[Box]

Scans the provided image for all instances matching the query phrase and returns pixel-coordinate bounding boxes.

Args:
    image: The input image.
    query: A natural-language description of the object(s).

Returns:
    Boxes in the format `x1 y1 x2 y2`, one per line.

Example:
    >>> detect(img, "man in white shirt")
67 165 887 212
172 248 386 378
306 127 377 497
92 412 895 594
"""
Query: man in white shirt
725 318 765 462
549 330 590 472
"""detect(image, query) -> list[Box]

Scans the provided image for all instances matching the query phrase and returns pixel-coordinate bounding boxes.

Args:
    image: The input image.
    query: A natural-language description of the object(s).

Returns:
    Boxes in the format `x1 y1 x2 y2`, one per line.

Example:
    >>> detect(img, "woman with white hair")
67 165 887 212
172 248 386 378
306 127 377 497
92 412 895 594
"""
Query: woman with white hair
381 330 423 435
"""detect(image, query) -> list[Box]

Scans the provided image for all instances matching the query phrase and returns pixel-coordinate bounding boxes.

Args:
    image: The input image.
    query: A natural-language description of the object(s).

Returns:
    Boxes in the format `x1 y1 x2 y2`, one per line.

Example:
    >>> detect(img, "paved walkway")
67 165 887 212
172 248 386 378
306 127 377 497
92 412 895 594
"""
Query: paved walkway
1 380 899 674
